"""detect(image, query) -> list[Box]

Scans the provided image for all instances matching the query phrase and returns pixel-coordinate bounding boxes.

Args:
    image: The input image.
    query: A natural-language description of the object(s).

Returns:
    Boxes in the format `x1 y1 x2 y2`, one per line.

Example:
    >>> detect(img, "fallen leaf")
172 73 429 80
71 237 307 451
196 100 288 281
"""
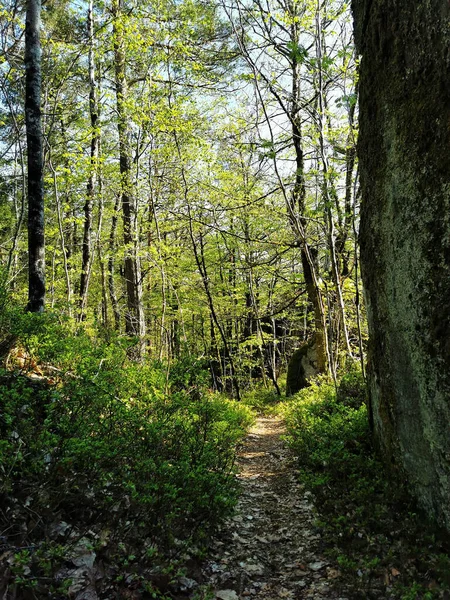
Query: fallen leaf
254 536 269 544
327 568 341 579
178 577 198 590
244 563 265 575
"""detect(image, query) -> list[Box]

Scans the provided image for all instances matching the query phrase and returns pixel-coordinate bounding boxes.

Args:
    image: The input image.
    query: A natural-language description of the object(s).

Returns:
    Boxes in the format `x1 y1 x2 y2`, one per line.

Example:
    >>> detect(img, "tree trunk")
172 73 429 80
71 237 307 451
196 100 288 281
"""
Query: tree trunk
353 0 450 531
196 231 240 400
230 0 331 376
25 0 45 313
108 194 121 330
314 5 352 361
289 9 329 374
112 0 146 357
79 0 99 319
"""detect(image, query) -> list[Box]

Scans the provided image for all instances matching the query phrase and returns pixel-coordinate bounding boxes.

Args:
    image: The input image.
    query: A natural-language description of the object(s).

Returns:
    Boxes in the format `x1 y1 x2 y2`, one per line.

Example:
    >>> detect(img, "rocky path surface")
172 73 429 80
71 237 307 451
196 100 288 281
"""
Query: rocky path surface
200 416 349 600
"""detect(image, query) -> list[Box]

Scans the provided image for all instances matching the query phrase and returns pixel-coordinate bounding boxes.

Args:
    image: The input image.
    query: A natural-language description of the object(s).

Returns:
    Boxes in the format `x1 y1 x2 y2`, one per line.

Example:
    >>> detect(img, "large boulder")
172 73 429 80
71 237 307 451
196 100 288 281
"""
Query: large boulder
286 338 319 396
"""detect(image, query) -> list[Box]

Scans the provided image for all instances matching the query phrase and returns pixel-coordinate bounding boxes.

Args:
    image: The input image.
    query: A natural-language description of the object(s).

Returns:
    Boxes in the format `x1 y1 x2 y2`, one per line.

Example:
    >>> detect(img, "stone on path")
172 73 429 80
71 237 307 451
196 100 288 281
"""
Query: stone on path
216 590 239 600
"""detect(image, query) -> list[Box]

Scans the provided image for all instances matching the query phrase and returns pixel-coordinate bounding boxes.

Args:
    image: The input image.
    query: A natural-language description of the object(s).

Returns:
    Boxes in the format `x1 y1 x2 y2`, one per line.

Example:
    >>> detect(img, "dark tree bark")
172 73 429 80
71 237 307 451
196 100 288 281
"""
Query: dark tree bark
112 0 146 357
79 0 99 319
287 0 329 375
108 194 121 330
353 0 450 531
25 0 45 313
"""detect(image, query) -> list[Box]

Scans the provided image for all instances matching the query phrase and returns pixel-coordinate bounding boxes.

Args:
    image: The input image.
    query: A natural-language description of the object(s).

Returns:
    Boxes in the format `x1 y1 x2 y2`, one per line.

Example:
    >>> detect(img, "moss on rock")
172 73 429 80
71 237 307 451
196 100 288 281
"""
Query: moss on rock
353 0 450 530
286 338 319 396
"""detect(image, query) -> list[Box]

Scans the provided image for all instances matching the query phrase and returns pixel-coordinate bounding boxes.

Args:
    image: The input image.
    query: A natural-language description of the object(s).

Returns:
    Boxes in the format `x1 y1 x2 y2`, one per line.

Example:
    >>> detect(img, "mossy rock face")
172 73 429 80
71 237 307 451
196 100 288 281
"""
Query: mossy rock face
286 339 319 396
354 0 450 531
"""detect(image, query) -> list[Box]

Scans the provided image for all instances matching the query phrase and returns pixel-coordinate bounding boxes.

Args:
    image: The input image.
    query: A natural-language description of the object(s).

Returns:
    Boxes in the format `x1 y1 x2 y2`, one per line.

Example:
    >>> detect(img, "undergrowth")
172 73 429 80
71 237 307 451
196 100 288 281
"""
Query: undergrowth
0 301 253 598
282 372 450 600
242 386 281 414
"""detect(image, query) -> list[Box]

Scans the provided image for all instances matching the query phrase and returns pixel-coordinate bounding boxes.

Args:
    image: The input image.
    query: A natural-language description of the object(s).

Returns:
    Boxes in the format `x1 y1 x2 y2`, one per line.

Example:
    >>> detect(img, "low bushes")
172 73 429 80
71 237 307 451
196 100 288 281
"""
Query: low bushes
282 371 450 599
283 374 369 484
0 308 253 597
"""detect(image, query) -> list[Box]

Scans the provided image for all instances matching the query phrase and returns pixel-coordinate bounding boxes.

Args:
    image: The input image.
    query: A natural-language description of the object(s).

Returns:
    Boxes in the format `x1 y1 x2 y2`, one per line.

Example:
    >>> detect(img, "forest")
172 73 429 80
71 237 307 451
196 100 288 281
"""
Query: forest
0 0 449 598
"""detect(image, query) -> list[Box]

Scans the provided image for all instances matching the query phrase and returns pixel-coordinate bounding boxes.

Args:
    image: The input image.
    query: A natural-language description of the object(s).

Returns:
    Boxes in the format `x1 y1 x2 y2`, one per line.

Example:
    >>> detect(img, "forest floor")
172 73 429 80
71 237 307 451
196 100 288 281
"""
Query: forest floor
198 416 350 600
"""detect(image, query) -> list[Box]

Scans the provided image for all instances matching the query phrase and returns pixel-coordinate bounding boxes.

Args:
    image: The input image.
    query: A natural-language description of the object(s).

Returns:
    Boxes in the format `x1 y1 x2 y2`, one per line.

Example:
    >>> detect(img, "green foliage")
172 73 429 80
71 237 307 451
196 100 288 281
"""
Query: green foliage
282 374 369 480
0 304 253 594
167 353 212 391
286 41 308 63
282 372 450 598
336 368 367 407
242 385 281 414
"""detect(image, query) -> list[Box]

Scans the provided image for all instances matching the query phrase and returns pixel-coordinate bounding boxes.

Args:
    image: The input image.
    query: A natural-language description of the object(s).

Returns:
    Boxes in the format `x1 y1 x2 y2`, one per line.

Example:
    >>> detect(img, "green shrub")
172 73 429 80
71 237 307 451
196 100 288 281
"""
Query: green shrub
282 371 450 598
242 386 281 413
0 305 254 596
282 375 369 479
336 368 367 409
1 362 252 543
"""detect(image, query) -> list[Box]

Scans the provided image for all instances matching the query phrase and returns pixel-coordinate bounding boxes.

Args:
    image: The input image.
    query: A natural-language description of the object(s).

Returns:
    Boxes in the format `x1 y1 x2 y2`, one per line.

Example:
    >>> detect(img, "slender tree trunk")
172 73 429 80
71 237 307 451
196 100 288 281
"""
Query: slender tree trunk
79 0 99 319
3 109 26 282
149 182 167 359
112 0 146 357
170 290 181 359
49 156 72 314
196 231 240 399
287 4 329 374
249 270 281 395
336 84 358 277
108 195 121 330
99 247 108 327
25 0 45 313
315 4 352 360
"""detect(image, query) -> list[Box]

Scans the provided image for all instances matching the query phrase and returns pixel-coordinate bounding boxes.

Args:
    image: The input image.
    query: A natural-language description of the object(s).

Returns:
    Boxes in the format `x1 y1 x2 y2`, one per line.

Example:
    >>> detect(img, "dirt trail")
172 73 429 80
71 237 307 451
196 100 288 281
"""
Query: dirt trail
201 416 349 600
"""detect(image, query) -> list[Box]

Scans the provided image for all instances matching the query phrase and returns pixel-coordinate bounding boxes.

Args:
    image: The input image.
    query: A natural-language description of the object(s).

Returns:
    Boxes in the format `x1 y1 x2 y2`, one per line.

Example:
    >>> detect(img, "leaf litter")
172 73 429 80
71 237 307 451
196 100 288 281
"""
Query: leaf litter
198 416 351 599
